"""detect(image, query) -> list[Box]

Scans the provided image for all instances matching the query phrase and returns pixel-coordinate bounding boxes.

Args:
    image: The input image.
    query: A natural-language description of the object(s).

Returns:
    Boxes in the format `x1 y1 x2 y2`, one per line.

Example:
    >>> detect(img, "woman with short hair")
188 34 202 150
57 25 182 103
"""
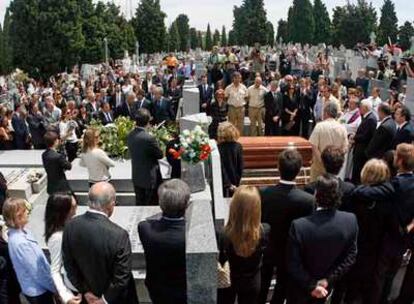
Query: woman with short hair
3 198 56 304
217 122 244 197
45 193 81 304
218 185 269 304
79 128 115 188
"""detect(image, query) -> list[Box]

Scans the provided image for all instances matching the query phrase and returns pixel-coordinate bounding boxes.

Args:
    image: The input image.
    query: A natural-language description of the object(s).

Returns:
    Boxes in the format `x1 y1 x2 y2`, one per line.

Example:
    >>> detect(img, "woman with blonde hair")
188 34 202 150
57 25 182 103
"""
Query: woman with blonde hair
338 159 394 304
79 128 115 188
218 185 269 304
217 122 244 197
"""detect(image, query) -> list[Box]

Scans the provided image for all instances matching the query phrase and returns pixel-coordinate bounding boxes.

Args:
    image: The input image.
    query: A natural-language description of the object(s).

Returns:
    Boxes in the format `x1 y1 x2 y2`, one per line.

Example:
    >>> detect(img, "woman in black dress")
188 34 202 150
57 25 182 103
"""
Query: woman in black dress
218 185 269 304
209 89 229 140
281 84 300 136
217 122 243 197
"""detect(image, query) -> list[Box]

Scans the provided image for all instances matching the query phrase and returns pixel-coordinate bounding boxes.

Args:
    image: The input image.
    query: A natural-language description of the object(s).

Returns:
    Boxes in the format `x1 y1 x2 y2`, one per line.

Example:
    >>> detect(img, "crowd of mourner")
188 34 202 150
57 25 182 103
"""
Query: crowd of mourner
0 41 414 304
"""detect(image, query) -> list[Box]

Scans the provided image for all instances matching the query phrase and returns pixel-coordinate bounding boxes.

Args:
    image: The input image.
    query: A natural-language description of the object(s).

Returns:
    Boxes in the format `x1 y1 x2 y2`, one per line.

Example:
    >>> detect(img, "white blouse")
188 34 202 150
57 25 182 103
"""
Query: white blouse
47 231 77 304
79 148 115 183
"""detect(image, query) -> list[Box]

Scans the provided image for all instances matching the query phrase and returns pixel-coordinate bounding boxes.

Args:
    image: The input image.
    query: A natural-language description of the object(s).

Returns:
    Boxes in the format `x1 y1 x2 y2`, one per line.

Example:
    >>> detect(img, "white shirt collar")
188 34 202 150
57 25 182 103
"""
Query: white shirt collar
279 179 296 185
398 121 408 129
380 115 391 124
88 208 108 218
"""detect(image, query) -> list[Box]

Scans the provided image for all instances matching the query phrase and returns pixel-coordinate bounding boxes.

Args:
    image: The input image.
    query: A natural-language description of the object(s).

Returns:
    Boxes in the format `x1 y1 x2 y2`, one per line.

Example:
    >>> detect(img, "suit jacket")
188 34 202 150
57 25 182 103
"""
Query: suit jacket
62 212 138 304
366 116 397 159
27 113 46 148
127 127 163 189
11 114 29 149
138 216 186 304
353 111 377 167
287 210 358 301
111 92 125 110
261 183 314 265
42 148 72 194
198 84 213 112
298 88 315 120
99 111 115 126
392 122 414 149
153 98 175 124
134 98 153 117
264 91 282 122
85 101 100 119
116 102 136 120
218 142 244 191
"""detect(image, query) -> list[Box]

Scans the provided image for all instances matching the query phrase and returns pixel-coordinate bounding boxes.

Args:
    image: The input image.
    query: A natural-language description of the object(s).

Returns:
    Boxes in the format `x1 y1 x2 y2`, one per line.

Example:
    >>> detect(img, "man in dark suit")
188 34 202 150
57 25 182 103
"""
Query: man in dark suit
138 179 190 304
62 182 139 304
304 146 355 208
287 174 358 304
392 106 414 149
116 92 137 120
298 79 315 139
27 103 47 149
198 75 213 113
12 106 30 149
366 102 397 159
127 109 163 205
98 102 114 125
351 99 378 184
264 80 282 136
41 131 72 195
153 87 175 124
111 84 125 111
134 89 154 118
259 149 315 304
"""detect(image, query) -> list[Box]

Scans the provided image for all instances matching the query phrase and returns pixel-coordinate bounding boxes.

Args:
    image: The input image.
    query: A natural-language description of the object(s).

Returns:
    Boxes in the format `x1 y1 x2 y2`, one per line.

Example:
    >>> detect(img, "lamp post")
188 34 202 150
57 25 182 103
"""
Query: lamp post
103 37 109 65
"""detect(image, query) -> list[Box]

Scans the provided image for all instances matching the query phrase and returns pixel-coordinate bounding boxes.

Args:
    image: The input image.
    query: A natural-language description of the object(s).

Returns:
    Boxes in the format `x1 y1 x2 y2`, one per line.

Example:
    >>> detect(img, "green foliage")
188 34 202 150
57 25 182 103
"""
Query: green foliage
213 29 221 46
378 0 398 46
228 30 236 46
399 21 414 51
175 14 190 51
266 21 275 46
133 0 166 54
232 0 268 45
205 23 213 50
221 26 227 47
148 123 178 155
313 0 331 44
167 22 180 52
197 31 203 49
287 0 315 44
276 19 288 44
189 28 198 49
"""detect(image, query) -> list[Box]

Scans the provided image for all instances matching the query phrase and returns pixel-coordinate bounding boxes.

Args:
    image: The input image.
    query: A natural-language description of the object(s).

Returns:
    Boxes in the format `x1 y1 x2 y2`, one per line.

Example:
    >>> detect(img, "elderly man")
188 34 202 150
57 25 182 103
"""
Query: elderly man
309 102 348 182
225 72 248 135
247 76 267 136
153 86 175 124
351 98 377 184
264 80 282 136
62 182 139 304
43 96 61 124
116 92 137 120
138 179 190 304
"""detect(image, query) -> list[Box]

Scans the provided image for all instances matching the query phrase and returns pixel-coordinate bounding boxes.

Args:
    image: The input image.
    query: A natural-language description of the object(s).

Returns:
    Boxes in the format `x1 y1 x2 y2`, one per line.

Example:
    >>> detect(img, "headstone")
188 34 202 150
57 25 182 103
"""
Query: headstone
370 32 377 44
182 86 203 116
180 113 211 133
186 199 218 304
0 150 44 168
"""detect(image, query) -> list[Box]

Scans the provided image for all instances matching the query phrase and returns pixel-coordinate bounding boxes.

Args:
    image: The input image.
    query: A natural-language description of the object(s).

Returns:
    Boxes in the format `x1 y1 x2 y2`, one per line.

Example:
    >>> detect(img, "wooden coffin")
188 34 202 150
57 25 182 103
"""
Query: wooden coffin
238 136 312 169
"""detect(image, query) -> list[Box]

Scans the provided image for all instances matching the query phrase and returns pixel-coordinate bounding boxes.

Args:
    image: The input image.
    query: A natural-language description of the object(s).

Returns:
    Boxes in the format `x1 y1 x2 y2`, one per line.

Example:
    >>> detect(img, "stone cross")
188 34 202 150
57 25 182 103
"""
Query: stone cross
370 32 376 44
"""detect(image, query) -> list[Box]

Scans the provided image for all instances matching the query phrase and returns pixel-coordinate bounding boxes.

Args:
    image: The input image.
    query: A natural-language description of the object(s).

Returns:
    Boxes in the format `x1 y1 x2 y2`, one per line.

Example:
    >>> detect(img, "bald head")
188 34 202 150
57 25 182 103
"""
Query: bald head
88 182 116 215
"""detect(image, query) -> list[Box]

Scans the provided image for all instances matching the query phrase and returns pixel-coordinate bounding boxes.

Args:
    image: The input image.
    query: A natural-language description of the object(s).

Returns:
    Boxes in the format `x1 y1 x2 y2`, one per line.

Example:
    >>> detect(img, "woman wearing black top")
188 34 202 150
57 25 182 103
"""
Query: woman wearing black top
281 84 300 136
217 122 243 197
74 104 91 138
209 89 229 140
218 186 269 304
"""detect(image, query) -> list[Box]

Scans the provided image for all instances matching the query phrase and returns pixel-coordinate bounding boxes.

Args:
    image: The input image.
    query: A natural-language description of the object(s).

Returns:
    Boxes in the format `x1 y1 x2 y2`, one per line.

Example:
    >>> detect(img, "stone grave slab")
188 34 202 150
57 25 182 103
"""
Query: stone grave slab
186 199 218 304
0 149 44 168
27 205 161 269
182 87 201 116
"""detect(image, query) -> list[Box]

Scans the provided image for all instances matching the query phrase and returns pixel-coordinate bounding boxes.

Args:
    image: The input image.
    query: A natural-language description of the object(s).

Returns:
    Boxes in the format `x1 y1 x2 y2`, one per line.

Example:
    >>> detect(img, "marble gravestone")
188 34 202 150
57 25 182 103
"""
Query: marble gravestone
369 79 391 101
405 77 414 120
2 167 47 202
182 87 201 116
180 113 211 133
0 149 44 168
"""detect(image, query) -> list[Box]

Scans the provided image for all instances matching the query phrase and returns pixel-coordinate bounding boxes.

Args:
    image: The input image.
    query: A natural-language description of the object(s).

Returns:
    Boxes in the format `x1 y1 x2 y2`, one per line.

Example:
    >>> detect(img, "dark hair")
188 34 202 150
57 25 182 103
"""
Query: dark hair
278 149 303 181
44 131 59 148
315 174 341 209
378 102 391 116
321 146 345 175
44 193 74 242
135 108 151 127
398 106 411 122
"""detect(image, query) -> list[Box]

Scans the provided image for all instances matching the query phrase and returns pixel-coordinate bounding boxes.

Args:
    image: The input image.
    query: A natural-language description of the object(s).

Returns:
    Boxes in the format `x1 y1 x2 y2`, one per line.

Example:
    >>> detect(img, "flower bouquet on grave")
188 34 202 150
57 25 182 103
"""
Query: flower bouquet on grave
168 126 212 192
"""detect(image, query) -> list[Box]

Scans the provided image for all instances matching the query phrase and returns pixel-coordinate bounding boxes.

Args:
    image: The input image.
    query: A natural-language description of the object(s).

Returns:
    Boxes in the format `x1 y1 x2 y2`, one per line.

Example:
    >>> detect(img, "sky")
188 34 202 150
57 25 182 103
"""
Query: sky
1 0 413 31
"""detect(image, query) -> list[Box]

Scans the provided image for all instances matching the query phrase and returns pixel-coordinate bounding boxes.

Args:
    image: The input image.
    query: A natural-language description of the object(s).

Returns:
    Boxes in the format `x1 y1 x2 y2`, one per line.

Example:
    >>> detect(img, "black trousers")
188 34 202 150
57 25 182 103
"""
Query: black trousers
394 251 414 304
264 120 281 136
218 273 261 304
134 186 157 206
25 291 55 304
65 141 78 163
